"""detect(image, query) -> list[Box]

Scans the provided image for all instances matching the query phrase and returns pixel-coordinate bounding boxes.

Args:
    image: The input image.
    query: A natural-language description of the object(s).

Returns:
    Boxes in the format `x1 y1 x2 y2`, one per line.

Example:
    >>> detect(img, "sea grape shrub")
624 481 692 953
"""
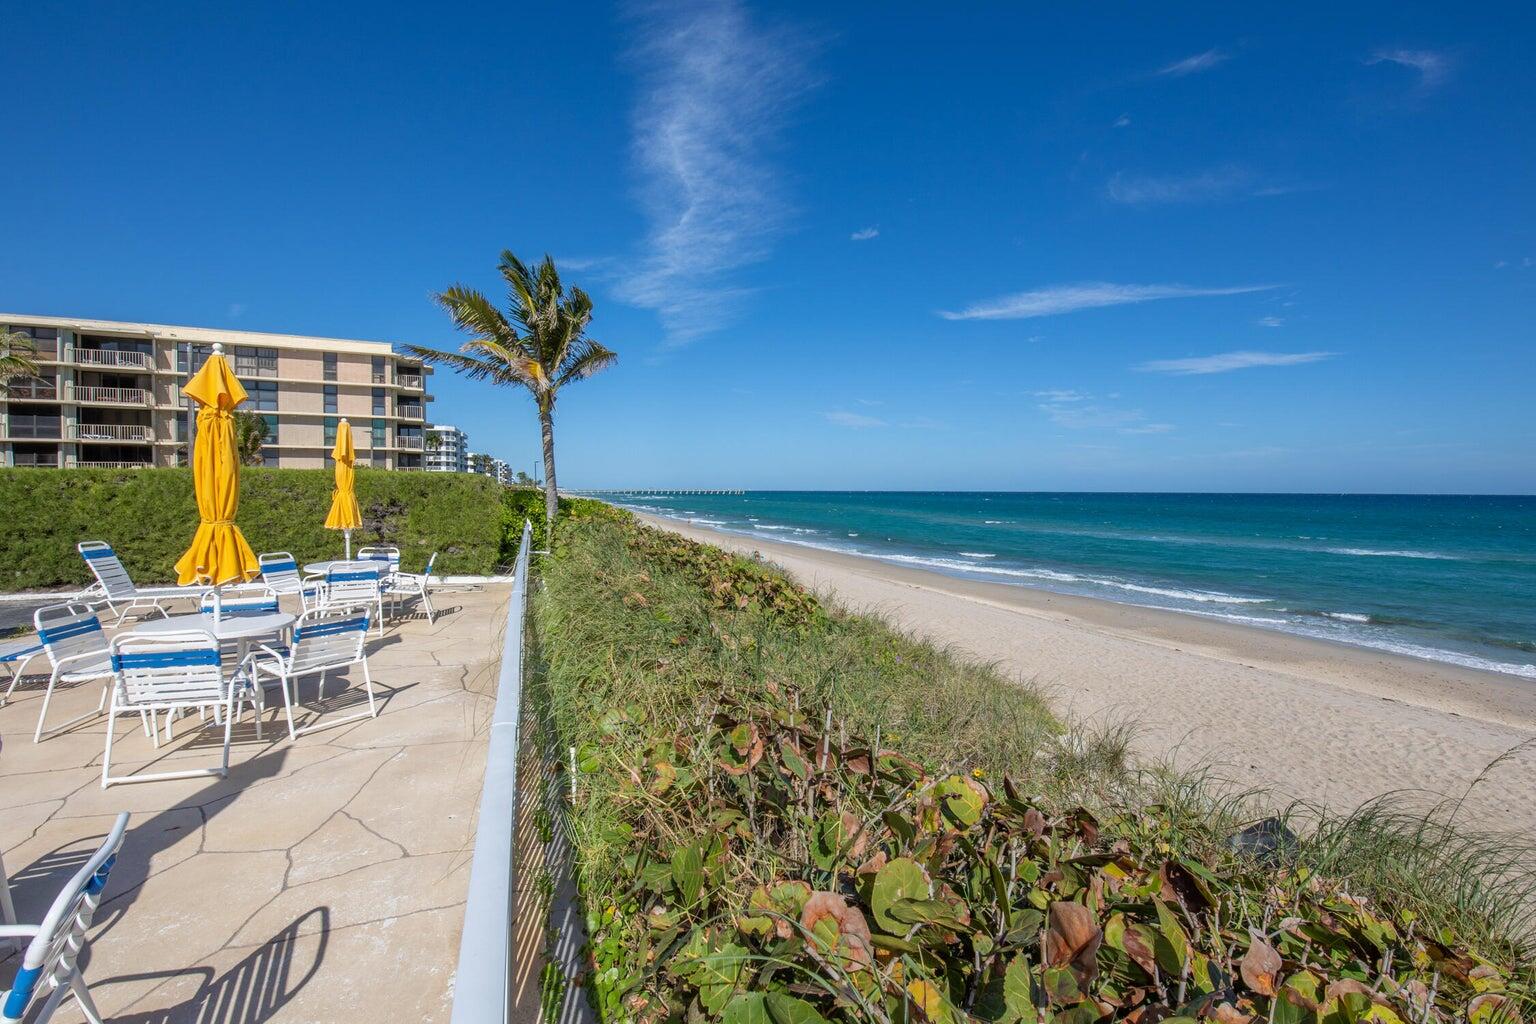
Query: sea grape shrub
575 685 1526 1024
619 524 824 626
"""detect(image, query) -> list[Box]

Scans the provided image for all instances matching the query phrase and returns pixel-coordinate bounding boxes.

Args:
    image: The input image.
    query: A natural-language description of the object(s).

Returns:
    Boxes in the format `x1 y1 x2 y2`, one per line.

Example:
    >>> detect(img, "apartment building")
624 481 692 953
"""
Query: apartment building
424 424 469 473
468 451 512 485
0 314 432 470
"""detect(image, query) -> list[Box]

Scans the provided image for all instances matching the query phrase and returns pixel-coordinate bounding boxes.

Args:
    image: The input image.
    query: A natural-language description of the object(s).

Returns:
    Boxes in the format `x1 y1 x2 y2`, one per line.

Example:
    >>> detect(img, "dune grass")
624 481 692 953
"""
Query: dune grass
530 514 1535 1022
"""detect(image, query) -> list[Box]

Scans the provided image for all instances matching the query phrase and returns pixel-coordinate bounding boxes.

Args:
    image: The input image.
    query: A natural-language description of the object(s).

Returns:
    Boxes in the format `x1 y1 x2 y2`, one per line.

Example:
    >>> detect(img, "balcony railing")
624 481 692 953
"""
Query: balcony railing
71 423 154 442
68 347 155 369
398 405 424 420
4 380 59 401
75 460 153 469
396 374 423 389
11 454 63 468
396 436 424 450
67 384 152 405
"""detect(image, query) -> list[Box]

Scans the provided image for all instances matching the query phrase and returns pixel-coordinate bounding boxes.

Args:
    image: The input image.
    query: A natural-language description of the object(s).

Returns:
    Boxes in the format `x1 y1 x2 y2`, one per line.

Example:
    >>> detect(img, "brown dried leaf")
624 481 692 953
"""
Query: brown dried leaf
1240 930 1282 997
1045 901 1102 985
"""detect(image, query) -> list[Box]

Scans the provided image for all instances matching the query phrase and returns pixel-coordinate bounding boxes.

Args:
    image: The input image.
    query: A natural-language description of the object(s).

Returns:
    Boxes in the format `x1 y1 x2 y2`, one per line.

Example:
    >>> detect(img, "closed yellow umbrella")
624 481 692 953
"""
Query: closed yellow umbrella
174 343 259 587
324 417 363 557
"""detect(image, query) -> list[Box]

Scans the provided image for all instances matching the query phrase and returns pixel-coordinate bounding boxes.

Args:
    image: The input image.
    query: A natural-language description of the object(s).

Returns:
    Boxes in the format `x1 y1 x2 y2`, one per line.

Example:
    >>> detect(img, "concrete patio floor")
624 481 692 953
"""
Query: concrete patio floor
0 584 510 1023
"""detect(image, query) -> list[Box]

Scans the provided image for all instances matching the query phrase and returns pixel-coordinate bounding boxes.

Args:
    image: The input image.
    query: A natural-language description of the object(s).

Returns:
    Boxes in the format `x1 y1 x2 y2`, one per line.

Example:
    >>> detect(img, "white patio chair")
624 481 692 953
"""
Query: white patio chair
0 811 128 1024
31 605 114 744
76 541 195 626
239 608 376 739
317 564 384 635
256 551 321 610
102 629 257 787
356 545 400 582
0 633 44 708
386 551 438 624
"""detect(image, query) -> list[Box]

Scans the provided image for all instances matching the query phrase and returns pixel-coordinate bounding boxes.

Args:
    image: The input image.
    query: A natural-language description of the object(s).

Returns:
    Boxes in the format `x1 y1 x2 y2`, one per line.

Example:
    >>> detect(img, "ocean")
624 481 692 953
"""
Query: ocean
613 492 1536 680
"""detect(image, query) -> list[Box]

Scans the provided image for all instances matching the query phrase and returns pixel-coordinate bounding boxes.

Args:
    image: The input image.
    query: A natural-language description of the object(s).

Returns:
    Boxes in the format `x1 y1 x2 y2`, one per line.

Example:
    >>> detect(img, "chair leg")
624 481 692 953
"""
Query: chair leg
101 705 118 788
71 971 106 1024
422 588 436 623
361 658 378 719
279 674 299 740
316 668 327 701
34 667 62 742
220 695 233 777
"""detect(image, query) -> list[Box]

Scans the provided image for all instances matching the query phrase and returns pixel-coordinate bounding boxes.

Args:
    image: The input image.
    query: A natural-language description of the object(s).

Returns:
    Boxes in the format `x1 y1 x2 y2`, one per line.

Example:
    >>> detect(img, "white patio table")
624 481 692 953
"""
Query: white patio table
302 560 377 576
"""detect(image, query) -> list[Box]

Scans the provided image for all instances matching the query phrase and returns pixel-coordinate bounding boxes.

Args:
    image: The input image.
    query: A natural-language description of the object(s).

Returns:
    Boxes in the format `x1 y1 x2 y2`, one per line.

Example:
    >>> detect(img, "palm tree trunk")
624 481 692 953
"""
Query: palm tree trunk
538 404 558 528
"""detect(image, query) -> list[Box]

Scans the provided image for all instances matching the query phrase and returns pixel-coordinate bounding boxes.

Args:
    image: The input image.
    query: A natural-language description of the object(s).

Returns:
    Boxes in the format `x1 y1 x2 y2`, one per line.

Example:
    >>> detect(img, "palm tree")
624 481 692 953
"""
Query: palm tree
405 251 617 528
0 330 39 394
233 410 269 466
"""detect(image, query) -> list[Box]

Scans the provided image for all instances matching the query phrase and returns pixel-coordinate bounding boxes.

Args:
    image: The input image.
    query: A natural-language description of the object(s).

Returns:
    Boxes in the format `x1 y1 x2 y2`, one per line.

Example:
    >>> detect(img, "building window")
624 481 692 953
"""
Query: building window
371 387 385 416
260 448 280 467
323 384 338 414
371 355 386 383
247 380 279 412
324 417 338 446
5 325 60 360
259 413 278 444
323 352 337 381
371 420 387 447
178 342 212 374
234 345 277 378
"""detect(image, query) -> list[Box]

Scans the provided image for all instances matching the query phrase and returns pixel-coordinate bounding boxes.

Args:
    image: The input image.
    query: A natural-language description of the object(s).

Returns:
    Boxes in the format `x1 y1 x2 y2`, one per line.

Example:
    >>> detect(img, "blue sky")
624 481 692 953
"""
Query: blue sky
5 2 1533 492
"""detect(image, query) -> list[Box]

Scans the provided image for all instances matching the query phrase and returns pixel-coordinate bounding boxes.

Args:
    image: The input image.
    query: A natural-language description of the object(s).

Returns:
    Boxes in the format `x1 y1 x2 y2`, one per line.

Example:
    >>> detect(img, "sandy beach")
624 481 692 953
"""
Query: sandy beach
638 512 1536 834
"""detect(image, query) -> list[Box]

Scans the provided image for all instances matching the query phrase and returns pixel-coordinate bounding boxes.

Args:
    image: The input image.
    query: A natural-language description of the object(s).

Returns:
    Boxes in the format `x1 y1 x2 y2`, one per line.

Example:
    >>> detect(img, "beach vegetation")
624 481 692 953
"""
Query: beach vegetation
530 513 1535 1024
0 329 40 392
406 250 617 529
233 409 270 466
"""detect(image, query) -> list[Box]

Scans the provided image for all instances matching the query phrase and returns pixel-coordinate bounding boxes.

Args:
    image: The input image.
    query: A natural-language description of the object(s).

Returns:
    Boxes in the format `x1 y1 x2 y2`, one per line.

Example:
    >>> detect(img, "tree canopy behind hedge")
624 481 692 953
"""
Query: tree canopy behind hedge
0 466 507 589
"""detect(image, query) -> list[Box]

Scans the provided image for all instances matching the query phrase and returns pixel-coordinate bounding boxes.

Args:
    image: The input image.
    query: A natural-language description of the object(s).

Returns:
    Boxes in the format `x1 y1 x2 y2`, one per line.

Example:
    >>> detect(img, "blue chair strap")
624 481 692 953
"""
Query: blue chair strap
40 617 103 644
85 853 117 895
201 601 277 615
4 965 42 1017
80 547 116 561
112 649 220 670
328 570 379 582
295 616 369 641
0 638 43 660
263 559 298 574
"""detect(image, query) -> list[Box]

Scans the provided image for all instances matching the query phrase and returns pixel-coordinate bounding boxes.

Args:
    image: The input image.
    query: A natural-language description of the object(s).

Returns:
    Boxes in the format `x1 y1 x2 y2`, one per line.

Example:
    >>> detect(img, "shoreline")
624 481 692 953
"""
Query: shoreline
636 511 1536 831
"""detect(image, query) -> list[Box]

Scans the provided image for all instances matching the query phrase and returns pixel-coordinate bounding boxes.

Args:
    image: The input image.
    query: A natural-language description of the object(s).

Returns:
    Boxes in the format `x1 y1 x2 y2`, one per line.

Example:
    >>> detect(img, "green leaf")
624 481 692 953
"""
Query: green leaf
722 993 771 1024
1003 956 1033 1023
764 993 829 1024
872 857 930 933
811 813 845 871
672 844 704 908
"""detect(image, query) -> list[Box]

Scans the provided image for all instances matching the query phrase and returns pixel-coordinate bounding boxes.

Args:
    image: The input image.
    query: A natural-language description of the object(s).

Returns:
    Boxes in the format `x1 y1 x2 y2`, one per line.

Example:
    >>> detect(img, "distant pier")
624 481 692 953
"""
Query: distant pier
566 488 745 496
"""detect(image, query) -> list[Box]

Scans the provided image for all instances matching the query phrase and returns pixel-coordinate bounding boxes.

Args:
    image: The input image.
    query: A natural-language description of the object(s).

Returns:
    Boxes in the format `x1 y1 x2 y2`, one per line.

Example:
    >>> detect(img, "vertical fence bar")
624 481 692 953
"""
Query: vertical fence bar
451 519 534 1024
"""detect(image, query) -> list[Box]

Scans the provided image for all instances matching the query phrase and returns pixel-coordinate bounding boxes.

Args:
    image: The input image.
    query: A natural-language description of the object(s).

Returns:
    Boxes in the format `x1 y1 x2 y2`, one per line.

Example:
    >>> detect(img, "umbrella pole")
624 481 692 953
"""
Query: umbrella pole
345 528 352 559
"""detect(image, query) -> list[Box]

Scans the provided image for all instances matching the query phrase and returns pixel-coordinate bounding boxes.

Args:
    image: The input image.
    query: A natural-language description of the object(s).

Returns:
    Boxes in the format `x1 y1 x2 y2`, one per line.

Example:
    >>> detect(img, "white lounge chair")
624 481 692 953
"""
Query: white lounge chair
32 605 114 744
239 607 377 738
256 551 322 610
0 633 44 708
76 541 196 626
386 552 438 624
317 564 384 635
0 812 129 1023
102 629 257 787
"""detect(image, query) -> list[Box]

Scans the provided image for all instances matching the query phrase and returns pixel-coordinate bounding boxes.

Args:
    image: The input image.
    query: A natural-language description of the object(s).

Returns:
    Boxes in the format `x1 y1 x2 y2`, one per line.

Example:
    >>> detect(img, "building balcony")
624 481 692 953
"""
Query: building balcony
68 347 155 370
397 405 424 420
10 453 63 468
4 380 59 401
396 436 424 450
71 423 155 442
4 419 63 440
396 373 423 389
67 384 153 406
75 460 153 469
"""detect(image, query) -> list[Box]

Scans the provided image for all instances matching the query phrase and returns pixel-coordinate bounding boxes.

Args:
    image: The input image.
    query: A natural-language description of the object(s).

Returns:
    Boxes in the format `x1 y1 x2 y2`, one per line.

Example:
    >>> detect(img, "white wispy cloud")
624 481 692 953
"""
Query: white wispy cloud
1107 166 1301 206
1368 48 1452 92
825 410 887 429
939 282 1275 321
227 303 247 319
554 256 612 272
1136 350 1336 375
1158 49 1229 77
1113 114 1131 128
1256 316 1285 328
850 227 879 241
616 2 816 346
1036 391 1173 435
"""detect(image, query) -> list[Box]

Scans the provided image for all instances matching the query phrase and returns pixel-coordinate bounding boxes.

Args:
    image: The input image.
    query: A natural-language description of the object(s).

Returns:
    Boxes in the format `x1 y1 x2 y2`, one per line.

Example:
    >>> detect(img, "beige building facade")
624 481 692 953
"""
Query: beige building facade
0 314 432 470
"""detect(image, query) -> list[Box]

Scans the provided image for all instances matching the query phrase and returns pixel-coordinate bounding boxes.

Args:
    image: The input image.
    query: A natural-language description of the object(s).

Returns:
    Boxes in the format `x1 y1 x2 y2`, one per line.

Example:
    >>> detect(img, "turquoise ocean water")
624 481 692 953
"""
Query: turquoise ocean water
614 492 1536 679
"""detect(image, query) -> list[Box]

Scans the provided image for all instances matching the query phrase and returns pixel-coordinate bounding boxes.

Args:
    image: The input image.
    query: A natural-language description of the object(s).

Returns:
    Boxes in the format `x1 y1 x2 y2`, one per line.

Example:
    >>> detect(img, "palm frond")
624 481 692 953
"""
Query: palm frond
434 286 521 351
555 339 618 388
401 345 533 389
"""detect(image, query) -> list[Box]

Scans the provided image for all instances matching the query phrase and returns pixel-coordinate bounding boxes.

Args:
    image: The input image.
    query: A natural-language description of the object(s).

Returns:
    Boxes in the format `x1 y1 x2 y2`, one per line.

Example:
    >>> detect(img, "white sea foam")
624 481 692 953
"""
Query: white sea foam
848 533 859 537
1325 547 1457 560
687 517 726 526
983 520 1006 525
1325 612 1371 623
959 551 996 559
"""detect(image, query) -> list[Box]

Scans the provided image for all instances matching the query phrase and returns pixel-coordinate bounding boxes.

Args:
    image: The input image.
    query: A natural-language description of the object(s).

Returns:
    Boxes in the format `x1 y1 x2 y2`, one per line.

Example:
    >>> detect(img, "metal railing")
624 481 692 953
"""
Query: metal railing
68 347 154 369
71 423 154 442
396 374 423 389
67 384 151 405
75 460 153 469
396 435 424 450
451 519 533 1024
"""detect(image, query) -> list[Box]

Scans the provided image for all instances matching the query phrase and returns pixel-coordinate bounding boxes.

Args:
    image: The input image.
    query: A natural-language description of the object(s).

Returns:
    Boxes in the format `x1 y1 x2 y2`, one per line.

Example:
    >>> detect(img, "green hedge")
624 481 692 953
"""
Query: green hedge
0 467 508 589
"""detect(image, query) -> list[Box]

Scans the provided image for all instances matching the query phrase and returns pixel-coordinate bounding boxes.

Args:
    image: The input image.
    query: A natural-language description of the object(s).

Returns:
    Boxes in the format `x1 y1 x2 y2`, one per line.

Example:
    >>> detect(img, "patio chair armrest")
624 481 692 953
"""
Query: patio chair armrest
53 648 111 670
241 644 288 672
0 924 40 940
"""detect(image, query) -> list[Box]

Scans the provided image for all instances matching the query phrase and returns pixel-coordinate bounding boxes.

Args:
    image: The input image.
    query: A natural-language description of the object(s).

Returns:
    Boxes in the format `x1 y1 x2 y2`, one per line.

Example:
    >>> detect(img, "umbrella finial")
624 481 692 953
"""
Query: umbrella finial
212 342 225 355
